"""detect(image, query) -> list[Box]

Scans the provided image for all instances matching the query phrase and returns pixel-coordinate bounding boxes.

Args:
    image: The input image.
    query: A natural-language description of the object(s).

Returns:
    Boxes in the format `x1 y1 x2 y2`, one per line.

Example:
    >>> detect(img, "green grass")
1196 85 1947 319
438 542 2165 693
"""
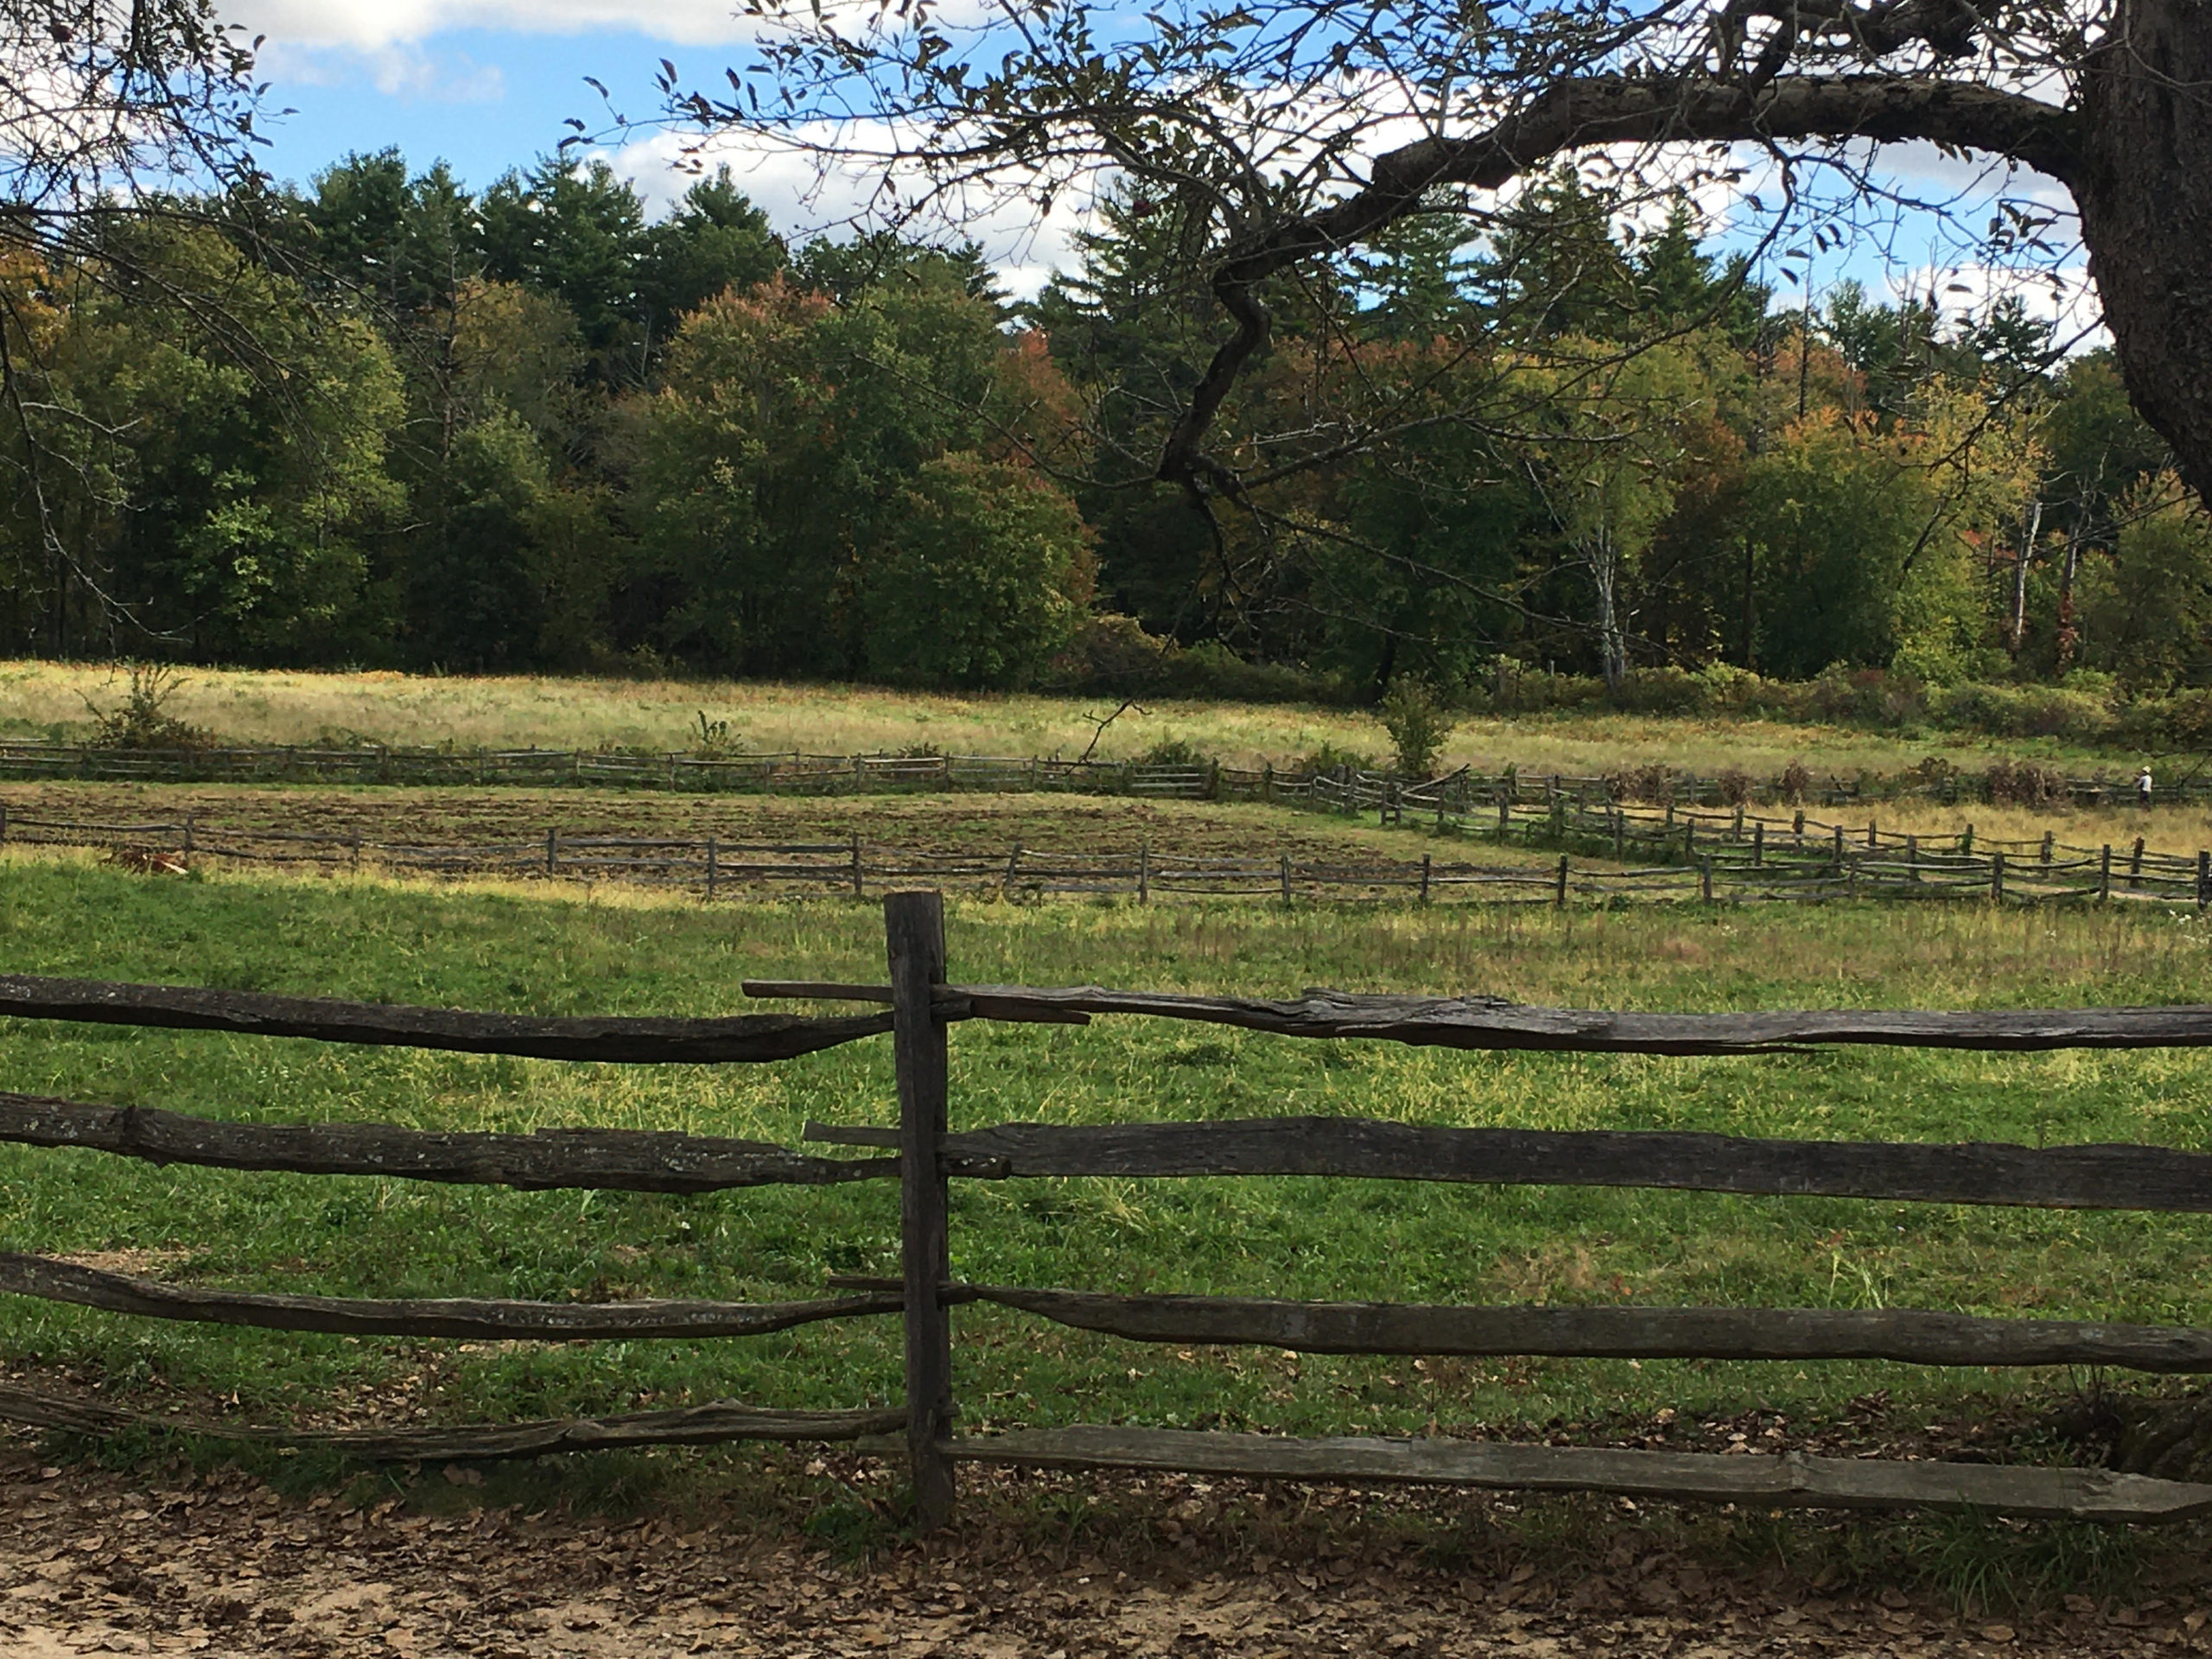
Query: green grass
0 658 2146 774
3 850 2210 1468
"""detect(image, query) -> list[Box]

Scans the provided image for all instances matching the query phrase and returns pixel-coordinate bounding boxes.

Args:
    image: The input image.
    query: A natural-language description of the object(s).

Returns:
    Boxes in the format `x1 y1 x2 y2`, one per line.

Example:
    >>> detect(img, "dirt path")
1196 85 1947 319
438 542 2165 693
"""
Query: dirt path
3 1441 2205 1659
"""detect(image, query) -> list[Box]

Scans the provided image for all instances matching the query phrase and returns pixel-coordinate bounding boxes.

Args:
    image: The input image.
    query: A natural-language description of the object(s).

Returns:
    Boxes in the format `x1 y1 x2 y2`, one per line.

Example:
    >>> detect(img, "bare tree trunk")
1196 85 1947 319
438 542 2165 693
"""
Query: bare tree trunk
2008 499 2043 657
1590 527 1625 695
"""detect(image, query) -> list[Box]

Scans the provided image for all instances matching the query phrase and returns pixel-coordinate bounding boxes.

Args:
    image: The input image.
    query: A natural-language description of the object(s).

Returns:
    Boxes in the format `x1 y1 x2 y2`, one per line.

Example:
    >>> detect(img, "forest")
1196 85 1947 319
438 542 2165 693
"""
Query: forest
2 149 2206 704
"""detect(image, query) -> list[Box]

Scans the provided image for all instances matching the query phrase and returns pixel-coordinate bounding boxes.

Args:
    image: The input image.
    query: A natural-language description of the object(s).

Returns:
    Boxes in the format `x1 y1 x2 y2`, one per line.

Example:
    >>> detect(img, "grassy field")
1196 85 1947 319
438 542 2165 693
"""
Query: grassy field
0 658 2151 776
3 847 2209 1485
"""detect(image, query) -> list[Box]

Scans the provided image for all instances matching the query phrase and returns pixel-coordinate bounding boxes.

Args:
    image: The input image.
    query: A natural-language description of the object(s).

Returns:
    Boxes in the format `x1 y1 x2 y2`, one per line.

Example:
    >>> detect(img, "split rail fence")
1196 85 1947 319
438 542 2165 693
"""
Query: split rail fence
8 893 2212 1523
5 797 2210 911
1 739 2201 810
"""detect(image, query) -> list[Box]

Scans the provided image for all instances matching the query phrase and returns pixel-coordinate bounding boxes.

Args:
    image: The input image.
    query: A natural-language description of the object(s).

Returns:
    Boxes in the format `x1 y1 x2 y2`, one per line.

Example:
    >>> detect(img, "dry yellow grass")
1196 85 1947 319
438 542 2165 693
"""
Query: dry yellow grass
0 660 2143 776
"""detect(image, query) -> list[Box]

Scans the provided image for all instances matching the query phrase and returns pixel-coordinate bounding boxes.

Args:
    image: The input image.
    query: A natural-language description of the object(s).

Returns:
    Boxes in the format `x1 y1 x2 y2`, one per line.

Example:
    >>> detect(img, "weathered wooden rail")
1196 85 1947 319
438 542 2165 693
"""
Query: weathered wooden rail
6 897 2212 1526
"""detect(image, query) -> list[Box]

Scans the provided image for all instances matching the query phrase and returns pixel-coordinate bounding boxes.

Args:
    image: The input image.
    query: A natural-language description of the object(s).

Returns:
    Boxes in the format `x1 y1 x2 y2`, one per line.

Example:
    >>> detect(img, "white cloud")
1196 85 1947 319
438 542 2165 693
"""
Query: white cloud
1891 260 2108 351
596 124 1095 299
222 0 755 51
257 37 505 102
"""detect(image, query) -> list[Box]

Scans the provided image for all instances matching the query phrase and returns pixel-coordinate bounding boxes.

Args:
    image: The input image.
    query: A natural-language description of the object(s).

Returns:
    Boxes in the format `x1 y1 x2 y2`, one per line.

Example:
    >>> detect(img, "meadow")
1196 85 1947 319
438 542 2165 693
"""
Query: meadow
3 845 2209 1487
0 658 2152 778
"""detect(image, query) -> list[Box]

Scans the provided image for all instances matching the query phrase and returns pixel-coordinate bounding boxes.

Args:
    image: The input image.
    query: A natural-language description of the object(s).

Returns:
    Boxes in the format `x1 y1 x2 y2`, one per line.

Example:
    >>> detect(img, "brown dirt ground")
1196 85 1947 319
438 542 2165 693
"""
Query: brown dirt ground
3 1423 2209 1659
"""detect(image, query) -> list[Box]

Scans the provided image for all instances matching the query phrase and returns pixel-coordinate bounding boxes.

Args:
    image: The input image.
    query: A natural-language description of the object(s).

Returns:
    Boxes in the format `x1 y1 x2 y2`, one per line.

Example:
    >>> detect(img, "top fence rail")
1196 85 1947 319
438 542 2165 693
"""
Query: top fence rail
1 741 2203 809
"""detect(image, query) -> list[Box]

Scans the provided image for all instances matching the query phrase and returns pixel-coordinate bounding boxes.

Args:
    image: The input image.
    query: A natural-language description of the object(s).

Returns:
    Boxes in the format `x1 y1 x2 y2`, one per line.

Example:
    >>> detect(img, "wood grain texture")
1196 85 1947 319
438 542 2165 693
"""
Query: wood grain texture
942 986 2212 1053
0 973 892 1063
0 1092 897 1192
887 892 957 1530
0 1255 901 1340
947 1427 2212 1522
843 1116 2212 1212
0 1383 903 1459
967 1285 2212 1371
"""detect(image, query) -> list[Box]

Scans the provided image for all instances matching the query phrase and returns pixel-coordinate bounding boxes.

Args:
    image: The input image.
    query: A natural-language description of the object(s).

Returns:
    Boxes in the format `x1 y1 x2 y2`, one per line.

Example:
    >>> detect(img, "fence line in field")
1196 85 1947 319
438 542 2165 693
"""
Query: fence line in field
1 739 2202 811
6 912 2212 1524
4 796 2209 910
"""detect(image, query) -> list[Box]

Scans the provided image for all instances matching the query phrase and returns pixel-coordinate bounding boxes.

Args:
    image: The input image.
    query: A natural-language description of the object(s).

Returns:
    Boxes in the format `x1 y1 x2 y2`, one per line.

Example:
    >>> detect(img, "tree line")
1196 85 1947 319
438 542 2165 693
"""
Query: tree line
2 150 2205 702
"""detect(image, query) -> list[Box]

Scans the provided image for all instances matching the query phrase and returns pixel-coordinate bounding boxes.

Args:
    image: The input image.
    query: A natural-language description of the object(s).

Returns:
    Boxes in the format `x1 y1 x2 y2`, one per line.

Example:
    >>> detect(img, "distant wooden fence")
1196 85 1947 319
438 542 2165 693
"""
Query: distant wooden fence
4 798 2209 911
8 896 2212 1524
1 740 2202 810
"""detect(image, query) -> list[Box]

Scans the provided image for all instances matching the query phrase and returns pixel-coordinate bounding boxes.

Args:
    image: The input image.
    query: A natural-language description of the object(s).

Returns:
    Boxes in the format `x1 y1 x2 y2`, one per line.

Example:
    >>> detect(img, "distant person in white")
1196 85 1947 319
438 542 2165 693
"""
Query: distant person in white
2137 766 2154 808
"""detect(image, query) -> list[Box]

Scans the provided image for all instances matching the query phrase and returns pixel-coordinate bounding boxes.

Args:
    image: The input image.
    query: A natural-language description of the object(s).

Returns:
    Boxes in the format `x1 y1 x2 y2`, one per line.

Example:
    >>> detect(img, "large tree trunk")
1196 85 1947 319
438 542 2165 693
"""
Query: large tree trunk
2075 0 2212 507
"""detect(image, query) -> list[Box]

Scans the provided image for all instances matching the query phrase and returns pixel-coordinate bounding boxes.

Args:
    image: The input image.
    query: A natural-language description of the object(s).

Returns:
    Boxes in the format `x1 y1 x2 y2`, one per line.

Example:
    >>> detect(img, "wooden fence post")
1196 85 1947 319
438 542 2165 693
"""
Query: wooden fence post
1962 823 1975 857
706 837 718 903
1002 843 1022 903
0 802 8 844
886 891 956 1530
1420 853 1432 904
1991 851 2006 904
1831 824 1845 875
1612 808 1624 861
1867 819 1878 850
2042 831 2055 866
546 829 557 876
1751 820 1764 868
1554 855 1568 908
1700 854 1713 904
1137 842 1150 906
2100 844 2112 904
2199 851 2209 911
1793 810 1806 844
2132 836 2145 890
851 831 865 898
1280 853 1293 906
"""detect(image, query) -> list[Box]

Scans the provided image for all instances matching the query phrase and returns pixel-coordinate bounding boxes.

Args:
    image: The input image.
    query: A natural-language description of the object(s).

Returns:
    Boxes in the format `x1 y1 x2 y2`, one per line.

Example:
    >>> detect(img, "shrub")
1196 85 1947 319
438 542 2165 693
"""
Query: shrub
82 664 217 752
1610 762 1675 804
1714 766 1755 806
1378 675 1455 778
1285 742 1378 777
1136 736 1211 768
1054 613 1170 694
1904 755 1961 797
1985 758 2070 806
1776 760 1812 804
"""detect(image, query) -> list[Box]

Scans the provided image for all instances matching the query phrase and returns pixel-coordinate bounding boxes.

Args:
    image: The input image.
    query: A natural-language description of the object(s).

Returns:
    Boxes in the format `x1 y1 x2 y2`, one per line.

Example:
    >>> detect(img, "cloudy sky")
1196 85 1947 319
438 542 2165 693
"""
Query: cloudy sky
224 0 2097 327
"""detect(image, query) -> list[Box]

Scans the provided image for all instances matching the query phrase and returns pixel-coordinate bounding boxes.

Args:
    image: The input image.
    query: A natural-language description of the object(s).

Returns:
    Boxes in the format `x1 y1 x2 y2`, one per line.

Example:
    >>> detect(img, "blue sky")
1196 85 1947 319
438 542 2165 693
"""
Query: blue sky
229 1 2095 328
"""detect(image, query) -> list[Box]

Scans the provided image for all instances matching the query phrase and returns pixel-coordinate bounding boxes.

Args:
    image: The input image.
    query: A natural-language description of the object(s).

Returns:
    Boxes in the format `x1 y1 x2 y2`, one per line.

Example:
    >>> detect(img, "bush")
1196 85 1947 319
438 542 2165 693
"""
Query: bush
1714 766 1755 806
1135 736 1211 768
82 664 217 751
1776 760 1812 804
1284 742 1379 777
1378 675 1455 778
1985 758 2070 806
1610 762 1675 804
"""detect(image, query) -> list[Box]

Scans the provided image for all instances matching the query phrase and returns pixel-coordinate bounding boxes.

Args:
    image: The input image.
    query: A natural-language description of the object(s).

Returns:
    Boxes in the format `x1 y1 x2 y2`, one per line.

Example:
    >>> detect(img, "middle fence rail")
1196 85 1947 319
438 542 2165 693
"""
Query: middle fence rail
6 899 2212 1525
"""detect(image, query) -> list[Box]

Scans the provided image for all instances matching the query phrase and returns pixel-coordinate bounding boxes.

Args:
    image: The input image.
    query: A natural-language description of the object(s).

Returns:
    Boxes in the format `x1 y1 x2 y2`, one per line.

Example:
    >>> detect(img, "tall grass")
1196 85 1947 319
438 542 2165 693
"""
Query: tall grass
0 659 2154 775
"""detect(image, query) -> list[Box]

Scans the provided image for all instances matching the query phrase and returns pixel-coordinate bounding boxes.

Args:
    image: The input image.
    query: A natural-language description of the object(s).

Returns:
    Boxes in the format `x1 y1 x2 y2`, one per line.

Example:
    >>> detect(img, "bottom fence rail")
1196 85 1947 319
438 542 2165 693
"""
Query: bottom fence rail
931 1426 2212 1523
